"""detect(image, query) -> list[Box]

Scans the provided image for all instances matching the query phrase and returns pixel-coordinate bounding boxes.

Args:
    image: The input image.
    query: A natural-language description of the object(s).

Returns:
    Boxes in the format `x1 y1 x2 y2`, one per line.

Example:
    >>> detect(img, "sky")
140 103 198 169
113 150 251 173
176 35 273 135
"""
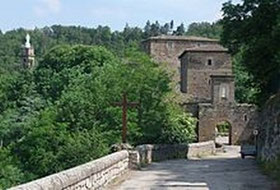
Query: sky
0 0 241 32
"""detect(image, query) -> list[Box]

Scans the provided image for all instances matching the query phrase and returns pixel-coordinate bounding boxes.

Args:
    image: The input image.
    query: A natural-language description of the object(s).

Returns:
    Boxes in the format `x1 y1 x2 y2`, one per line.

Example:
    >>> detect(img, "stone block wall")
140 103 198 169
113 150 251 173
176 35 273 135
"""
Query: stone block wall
257 93 280 161
187 141 216 158
136 144 189 165
198 103 257 145
9 151 129 190
142 36 221 95
180 51 232 103
135 142 215 166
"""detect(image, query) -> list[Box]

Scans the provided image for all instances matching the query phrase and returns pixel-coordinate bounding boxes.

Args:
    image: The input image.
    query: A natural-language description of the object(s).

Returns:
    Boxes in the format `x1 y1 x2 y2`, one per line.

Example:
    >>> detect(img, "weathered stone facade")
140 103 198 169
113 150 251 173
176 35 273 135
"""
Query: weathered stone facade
143 35 257 145
257 93 280 161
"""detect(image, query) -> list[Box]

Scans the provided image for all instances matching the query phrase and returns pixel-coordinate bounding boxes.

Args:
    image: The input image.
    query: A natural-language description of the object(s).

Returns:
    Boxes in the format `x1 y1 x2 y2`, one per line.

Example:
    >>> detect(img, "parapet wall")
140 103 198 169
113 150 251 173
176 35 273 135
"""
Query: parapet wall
9 151 129 190
135 141 215 166
187 141 216 158
9 141 216 190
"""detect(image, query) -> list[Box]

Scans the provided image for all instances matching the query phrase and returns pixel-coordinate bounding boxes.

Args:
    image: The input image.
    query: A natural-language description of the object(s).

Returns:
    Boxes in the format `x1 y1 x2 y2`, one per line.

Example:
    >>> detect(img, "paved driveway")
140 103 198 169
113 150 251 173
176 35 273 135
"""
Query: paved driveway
111 146 278 190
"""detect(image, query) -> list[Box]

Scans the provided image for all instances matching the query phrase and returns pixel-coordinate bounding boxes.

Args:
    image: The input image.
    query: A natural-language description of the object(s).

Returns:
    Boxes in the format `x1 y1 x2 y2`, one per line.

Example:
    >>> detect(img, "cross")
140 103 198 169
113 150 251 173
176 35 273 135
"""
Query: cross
113 92 139 143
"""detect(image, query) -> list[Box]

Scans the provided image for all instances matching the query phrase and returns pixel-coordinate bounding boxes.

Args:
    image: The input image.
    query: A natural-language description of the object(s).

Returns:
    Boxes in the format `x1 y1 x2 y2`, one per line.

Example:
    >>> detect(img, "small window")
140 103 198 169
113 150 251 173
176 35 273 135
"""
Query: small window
244 114 248 122
207 59 212 66
208 79 211 85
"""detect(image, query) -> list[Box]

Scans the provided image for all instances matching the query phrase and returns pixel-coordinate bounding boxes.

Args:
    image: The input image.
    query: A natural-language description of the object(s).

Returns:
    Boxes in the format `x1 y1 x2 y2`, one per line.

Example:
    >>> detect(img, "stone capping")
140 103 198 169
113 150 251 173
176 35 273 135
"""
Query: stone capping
9 150 129 190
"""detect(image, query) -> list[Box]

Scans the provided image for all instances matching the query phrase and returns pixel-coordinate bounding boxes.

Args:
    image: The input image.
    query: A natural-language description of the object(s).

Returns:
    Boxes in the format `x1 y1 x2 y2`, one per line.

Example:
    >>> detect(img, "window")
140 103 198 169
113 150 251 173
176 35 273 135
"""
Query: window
207 59 212 66
221 87 226 98
244 114 248 122
220 84 228 99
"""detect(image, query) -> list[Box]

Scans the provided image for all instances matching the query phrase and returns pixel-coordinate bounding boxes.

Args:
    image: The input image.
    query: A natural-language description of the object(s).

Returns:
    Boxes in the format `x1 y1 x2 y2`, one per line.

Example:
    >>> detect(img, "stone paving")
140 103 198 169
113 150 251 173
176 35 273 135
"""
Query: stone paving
111 146 278 190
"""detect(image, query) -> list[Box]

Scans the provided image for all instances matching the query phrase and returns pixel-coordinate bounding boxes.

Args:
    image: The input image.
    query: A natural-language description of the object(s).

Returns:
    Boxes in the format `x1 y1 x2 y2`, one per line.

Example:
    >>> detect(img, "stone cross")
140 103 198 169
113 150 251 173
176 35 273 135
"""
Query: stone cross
113 92 139 143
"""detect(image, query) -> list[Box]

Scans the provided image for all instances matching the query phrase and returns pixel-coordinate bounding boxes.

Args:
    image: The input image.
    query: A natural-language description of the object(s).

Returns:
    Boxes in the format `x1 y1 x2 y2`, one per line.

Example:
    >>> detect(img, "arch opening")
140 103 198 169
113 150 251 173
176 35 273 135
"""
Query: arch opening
215 121 232 145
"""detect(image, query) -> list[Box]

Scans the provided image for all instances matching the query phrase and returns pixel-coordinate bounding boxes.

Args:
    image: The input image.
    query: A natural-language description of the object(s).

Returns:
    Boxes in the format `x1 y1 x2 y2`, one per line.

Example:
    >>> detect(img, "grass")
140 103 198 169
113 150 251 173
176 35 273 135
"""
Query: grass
259 156 280 184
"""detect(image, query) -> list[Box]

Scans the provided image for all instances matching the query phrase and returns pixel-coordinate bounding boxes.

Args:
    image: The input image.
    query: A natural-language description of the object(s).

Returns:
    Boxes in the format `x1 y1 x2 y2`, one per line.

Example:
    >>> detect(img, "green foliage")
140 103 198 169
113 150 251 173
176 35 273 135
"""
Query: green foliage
13 108 109 178
0 21 245 188
216 121 230 136
260 156 280 183
233 51 260 103
0 43 198 188
0 148 24 190
186 22 222 39
161 104 197 144
221 0 280 103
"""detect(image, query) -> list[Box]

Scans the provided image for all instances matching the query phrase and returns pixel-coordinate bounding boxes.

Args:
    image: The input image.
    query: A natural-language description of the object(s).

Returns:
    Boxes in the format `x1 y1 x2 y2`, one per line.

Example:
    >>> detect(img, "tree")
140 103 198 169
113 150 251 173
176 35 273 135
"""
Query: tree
0 149 24 189
144 20 152 38
160 23 170 35
150 21 161 37
186 22 222 39
221 0 280 103
174 23 186 36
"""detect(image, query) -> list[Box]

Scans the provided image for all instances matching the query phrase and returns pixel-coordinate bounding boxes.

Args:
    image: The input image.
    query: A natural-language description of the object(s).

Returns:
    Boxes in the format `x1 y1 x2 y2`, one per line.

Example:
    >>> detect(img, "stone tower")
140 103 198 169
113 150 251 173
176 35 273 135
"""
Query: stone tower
21 34 35 69
143 35 257 145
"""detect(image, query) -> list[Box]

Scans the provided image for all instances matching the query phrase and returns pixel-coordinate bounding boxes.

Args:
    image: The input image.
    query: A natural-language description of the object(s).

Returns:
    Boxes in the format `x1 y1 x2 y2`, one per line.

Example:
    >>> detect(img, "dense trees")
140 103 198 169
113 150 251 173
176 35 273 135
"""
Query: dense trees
0 44 197 189
0 17 265 188
221 0 280 103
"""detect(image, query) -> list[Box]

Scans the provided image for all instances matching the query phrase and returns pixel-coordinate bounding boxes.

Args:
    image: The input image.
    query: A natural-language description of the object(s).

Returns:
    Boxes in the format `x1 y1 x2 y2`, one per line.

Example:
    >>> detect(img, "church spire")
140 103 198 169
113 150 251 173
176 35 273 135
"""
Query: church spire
25 34 31 48
21 33 35 69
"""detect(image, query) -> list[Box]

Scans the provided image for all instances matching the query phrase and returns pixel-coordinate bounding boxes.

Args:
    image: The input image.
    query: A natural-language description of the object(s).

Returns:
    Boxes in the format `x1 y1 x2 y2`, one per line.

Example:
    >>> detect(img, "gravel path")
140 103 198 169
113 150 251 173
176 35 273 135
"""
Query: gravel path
111 146 278 190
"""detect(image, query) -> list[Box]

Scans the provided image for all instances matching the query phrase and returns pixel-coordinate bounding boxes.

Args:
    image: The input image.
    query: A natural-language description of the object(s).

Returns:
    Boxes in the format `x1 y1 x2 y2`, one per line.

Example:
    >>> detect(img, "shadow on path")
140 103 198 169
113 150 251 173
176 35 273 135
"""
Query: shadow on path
112 146 278 190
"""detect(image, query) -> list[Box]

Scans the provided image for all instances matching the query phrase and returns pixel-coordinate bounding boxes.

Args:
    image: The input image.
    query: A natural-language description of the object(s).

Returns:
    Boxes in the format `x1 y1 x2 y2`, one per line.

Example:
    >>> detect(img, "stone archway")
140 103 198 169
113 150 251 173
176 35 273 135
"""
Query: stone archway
215 121 232 145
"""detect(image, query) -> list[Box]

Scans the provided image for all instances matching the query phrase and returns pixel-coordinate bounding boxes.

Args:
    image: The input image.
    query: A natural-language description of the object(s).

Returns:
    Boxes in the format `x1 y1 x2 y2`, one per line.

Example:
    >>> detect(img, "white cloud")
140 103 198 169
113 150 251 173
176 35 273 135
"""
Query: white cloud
34 0 61 16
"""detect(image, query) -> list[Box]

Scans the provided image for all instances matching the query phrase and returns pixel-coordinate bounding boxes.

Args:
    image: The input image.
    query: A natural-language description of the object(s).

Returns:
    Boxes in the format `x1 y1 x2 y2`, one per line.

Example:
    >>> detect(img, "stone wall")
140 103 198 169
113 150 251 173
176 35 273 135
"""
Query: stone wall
142 36 221 95
135 141 215 166
180 51 232 103
198 103 257 145
136 144 189 165
9 151 129 190
257 93 280 161
187 141 216 158
9 141 216 190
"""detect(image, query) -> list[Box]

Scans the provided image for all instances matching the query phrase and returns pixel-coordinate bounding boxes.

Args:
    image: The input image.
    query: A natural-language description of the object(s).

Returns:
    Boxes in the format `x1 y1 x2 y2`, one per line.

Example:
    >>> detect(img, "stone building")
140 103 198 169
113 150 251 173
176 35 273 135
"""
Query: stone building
143 35 257 145
21 34 35 69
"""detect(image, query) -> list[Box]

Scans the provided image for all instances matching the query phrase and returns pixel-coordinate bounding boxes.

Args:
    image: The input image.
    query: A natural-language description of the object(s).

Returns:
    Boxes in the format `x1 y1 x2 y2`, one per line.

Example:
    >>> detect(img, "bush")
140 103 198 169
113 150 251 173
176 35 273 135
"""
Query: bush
160 104 197 144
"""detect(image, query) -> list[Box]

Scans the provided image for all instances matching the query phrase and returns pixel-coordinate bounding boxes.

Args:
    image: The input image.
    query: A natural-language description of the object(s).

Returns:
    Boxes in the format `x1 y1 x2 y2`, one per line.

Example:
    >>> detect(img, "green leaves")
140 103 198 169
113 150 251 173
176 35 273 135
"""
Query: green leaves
221 0 280 103
0 148 24 190
0 43 197 188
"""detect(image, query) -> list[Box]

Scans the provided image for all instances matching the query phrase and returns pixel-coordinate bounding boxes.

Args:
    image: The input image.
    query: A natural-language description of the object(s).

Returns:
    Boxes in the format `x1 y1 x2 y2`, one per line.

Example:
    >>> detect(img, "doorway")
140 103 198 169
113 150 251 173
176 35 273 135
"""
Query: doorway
215 121 232 145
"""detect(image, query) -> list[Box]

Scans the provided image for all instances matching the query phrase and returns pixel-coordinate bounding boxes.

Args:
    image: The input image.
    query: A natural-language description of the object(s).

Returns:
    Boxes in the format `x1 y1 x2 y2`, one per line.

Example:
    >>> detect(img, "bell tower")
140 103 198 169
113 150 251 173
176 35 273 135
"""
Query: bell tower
21 34 35 69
